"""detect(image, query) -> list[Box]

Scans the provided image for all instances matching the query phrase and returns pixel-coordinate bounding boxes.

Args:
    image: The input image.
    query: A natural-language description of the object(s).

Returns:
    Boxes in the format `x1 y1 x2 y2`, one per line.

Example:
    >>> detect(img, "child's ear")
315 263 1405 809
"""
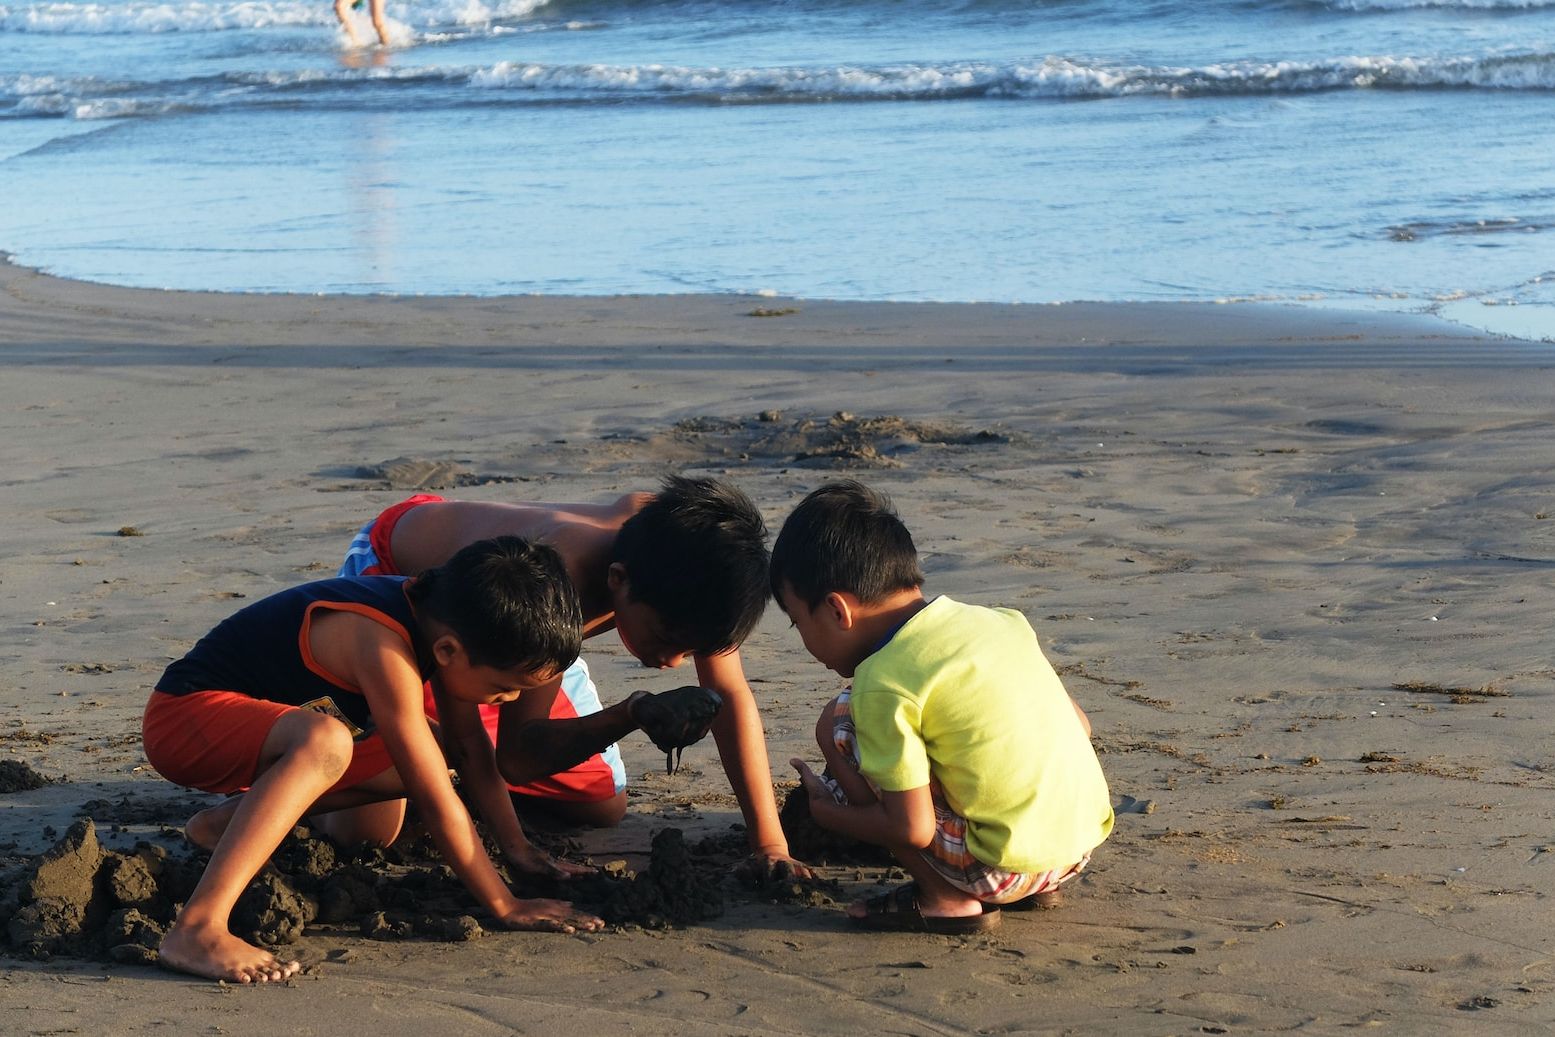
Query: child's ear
431 632 464 668
606 562 629 595
822 591 856 631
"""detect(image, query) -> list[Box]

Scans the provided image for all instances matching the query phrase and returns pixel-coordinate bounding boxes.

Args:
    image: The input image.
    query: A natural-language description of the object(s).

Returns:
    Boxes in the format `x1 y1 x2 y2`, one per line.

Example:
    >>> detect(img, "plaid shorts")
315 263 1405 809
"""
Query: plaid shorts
828 690 1088 905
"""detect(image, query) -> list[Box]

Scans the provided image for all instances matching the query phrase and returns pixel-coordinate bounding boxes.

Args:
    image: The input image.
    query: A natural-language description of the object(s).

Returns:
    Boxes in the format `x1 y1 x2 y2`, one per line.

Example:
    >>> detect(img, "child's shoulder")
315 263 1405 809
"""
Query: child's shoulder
918 595 1030 630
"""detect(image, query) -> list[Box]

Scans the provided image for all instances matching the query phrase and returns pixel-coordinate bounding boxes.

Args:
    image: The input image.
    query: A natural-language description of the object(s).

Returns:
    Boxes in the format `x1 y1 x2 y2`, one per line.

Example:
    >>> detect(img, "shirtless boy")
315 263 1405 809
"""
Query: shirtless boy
339 476 807 877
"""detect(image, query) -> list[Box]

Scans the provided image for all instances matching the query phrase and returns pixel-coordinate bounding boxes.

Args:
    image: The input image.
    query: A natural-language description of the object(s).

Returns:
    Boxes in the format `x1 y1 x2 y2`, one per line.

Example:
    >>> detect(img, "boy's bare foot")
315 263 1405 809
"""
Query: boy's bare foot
159 921 301 984
184 798 242 852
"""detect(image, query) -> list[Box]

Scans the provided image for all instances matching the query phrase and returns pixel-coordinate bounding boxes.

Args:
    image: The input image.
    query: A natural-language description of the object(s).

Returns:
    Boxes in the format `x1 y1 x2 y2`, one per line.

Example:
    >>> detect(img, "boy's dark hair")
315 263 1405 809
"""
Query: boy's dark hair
408 535 582 673
611 475 769 655
769 480 924 612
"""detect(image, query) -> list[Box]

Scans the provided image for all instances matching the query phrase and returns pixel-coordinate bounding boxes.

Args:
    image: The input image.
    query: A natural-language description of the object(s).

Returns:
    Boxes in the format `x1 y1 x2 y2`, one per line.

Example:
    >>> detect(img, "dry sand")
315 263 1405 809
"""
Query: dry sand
1 255 1552 1035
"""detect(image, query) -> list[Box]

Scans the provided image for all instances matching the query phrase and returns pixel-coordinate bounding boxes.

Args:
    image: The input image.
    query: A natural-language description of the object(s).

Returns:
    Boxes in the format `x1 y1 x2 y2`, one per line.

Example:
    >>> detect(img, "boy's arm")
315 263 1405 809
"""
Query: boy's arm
493 683 640 786
346 624 599 932
794 760 934 849
435 681 592 879
1070 693 1093 737
696 649 811 878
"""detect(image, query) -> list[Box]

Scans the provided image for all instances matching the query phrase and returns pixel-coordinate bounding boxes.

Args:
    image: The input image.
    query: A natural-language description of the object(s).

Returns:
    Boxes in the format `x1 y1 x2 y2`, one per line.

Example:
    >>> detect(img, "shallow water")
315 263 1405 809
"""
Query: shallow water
3 0 1553 339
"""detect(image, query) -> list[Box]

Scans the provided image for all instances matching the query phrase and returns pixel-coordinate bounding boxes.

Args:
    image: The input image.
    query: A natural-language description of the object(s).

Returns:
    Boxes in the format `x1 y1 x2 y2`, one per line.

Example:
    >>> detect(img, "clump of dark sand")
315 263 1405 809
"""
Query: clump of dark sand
0 758 50 793
2 801 844 970
0 819 198 962
689 827 846 907
549 828 724 930
639 411 1015 470
0 820 722 968
778 785 894 868
352 457 517 491
0 818 492 966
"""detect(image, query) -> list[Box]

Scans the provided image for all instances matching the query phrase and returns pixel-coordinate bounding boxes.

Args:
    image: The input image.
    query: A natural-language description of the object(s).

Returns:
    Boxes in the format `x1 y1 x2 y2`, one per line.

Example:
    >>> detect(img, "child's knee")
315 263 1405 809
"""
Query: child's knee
814 695 843 747
272 710 356 781
813 705 832 749
315 799 404 849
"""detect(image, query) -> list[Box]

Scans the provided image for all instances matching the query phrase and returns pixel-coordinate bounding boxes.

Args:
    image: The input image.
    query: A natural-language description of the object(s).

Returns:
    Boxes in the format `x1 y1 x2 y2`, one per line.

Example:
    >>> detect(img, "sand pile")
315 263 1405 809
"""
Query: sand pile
0 759 50 794
633 411 1016 469
1 812 848 967
0 819 201 964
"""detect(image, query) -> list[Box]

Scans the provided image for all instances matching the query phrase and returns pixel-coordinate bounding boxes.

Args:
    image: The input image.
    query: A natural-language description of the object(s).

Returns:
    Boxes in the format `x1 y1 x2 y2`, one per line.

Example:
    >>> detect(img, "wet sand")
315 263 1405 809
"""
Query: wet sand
2 256 1552 1034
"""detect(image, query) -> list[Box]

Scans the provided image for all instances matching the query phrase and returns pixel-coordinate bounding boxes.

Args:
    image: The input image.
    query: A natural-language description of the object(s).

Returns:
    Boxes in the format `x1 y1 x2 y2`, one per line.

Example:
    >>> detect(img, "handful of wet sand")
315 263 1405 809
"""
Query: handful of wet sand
632 686 722 773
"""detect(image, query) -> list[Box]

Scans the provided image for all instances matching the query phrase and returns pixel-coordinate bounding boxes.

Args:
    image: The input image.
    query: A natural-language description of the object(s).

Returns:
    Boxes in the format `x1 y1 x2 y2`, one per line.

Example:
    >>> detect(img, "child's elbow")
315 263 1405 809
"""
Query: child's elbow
902 815 937 849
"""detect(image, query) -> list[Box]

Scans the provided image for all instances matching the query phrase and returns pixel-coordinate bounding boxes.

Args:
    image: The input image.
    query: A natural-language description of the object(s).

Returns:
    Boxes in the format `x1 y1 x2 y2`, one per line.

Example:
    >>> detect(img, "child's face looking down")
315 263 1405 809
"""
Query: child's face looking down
607 568 693 670
438 649 563 706
778 583 861 679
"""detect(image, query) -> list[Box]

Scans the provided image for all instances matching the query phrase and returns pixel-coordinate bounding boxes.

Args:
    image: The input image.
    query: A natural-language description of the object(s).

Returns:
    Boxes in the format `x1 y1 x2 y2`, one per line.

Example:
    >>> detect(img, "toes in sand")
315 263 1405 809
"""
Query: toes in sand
159 923 300 984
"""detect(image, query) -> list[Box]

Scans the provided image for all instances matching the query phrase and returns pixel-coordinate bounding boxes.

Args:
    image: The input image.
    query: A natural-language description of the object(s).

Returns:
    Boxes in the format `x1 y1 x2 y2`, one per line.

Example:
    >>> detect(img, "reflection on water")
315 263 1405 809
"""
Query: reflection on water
349 110 400 291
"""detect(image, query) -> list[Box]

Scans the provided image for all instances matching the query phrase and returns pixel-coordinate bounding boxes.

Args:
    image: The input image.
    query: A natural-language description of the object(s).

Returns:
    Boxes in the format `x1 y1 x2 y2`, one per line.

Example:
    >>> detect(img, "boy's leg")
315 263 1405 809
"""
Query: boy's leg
184 726 414 852
160 709 357 983
861 847 986 920
305 770 408 847
853 784 1064 925
511 788 626 829
187 766 409 851
815 692 878 805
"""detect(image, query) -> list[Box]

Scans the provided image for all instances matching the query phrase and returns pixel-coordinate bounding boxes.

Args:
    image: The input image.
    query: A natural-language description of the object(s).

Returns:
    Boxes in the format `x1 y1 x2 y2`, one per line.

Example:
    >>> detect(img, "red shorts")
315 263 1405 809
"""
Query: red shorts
142 689 397 796
348 493 445 576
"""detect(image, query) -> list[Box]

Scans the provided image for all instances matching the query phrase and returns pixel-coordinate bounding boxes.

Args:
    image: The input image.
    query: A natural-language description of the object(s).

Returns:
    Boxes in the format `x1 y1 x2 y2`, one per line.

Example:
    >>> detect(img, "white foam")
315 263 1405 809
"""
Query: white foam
6 50 1555 124
0 0 549 33
465 52 1555 99
1328 0 1555 10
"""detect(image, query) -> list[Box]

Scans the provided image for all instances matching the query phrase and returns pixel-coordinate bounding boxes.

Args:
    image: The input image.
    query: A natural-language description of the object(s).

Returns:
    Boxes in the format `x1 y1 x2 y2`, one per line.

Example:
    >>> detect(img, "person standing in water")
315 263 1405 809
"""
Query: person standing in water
336 0 390 48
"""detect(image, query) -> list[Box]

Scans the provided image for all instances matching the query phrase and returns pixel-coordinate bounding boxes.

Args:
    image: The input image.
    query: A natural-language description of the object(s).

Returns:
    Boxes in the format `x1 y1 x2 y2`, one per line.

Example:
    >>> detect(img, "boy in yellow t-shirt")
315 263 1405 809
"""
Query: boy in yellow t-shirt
773 481 1114 934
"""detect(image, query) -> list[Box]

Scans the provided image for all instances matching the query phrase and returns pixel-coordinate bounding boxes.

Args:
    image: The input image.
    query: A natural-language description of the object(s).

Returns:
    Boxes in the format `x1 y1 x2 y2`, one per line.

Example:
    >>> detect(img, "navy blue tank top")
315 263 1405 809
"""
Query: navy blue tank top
156 576 432 739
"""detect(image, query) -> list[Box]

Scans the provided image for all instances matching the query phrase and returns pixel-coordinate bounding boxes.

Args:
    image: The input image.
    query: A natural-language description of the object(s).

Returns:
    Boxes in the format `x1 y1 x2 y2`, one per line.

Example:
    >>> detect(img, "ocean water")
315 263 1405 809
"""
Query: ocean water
2 0 1553 338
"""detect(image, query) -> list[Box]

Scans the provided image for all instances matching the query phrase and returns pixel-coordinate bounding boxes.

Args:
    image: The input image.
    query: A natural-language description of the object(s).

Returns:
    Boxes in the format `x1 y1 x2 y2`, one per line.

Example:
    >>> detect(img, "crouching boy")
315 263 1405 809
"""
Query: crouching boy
773 482 1113 934
141 536 603 983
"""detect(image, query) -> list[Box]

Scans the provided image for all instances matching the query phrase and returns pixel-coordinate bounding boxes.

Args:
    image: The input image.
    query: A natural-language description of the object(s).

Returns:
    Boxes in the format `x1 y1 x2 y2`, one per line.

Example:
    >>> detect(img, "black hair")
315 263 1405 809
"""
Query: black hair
610 475 769 655
769 480 924 612
407 535 582 673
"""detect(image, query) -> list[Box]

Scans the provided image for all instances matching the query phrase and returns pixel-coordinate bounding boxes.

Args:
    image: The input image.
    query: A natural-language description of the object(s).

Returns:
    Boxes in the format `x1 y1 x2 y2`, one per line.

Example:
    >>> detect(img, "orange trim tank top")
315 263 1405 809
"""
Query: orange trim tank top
155 576 431 738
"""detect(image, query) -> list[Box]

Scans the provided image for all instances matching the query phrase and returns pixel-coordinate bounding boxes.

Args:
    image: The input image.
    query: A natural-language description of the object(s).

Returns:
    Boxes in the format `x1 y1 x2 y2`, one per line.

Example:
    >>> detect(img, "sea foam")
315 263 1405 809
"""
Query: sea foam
0 0 550 32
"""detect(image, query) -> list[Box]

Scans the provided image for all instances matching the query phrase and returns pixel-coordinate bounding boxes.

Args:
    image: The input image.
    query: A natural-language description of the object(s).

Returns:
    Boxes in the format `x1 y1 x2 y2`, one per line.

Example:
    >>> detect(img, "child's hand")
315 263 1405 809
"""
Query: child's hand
631 686 723 759
733 850 816 883
506 843 596 880
790 758 831 802
494 897 605 934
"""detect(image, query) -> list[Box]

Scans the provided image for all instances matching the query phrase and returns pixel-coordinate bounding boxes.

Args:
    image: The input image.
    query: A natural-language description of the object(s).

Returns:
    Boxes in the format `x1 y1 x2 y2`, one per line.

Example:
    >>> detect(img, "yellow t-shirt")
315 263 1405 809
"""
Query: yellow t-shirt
851 596 1114 873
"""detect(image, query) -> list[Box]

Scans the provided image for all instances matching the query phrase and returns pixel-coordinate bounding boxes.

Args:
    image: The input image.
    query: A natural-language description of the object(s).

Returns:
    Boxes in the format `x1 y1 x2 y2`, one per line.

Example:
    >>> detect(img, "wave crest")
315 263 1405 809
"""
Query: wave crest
6 51 1555 122
468 52 1555 100
0 0 550 33
1323 0 1555 11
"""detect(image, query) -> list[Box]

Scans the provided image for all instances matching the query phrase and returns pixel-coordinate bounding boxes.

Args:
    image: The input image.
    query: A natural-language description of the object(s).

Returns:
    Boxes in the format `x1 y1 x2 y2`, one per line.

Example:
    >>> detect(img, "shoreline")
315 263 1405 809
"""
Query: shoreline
3 251 1552 1032
2 253 1543 362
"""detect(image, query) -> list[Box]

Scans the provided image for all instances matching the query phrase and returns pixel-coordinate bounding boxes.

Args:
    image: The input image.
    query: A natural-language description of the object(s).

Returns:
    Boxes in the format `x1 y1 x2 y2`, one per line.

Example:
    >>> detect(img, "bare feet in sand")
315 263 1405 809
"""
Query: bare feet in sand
159 921 301 984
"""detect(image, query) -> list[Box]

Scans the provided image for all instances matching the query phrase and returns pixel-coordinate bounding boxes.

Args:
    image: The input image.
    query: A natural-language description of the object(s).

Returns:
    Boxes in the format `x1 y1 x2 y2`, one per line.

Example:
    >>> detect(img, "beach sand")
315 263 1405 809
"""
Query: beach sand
2 255 1552 1034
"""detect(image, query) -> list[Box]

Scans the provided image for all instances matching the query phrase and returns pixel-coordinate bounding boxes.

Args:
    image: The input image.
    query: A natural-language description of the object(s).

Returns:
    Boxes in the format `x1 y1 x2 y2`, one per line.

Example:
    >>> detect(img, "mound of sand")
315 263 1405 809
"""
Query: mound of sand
0 808 850 967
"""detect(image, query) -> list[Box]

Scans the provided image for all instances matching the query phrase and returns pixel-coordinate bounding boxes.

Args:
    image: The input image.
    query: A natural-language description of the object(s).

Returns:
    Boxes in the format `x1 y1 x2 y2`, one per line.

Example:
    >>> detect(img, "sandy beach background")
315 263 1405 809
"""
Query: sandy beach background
2 256 1552 1034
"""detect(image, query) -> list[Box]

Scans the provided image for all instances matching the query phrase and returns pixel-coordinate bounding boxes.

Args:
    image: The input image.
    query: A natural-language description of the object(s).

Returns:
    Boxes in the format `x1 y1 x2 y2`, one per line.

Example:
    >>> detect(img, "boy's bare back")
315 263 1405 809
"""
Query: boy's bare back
390 496 650 603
